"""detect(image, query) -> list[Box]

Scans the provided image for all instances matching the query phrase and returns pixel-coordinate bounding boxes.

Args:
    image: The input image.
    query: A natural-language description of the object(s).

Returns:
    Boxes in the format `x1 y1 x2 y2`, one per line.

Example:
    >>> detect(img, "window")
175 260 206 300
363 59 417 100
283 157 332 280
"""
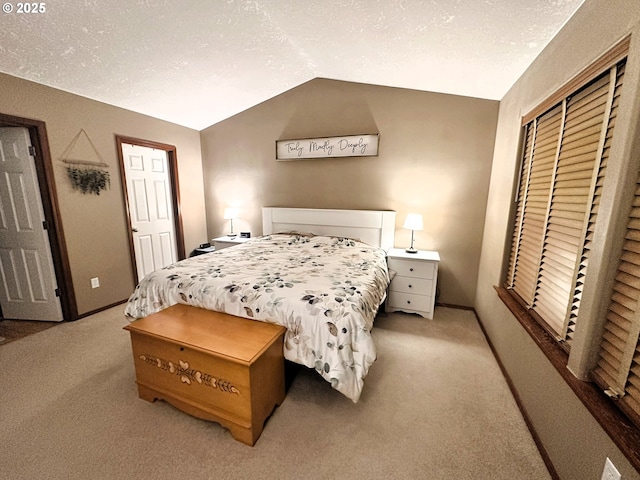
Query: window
506 59 626 347
500 37 640 464
592 167 640 427
504 35 640 436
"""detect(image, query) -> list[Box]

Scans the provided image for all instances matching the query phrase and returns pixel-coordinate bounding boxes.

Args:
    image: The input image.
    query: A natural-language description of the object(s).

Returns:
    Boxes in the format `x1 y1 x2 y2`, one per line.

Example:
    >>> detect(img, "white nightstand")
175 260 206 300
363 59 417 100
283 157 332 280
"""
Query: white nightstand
386 248 440 319
213 236 251 251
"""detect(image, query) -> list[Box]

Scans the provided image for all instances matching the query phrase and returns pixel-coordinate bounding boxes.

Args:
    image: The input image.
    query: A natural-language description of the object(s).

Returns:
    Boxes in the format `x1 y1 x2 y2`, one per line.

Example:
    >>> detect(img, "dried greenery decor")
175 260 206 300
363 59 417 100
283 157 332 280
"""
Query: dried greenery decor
60 129 111 195
66 166 110 195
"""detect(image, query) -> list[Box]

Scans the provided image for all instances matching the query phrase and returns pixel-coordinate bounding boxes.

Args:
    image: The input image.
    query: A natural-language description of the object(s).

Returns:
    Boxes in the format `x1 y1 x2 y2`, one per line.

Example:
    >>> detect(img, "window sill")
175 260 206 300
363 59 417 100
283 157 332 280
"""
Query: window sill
494 286 640 474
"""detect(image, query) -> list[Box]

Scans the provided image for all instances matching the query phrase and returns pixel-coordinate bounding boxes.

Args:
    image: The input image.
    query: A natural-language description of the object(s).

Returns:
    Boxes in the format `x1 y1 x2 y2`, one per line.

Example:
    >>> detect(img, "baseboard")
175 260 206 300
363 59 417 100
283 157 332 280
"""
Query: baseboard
434 301 474 310
73 298 128 321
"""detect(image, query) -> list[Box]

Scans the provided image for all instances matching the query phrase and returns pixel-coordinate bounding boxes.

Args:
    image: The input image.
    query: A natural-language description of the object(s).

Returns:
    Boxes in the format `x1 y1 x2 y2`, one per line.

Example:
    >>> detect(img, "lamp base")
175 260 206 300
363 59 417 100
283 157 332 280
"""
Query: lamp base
405 247 418 254
227 232 237 238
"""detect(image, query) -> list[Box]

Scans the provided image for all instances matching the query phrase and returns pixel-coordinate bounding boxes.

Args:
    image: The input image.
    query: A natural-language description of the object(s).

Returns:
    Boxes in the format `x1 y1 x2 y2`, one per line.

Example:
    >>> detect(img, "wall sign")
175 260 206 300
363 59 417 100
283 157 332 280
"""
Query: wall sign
276 134 379 160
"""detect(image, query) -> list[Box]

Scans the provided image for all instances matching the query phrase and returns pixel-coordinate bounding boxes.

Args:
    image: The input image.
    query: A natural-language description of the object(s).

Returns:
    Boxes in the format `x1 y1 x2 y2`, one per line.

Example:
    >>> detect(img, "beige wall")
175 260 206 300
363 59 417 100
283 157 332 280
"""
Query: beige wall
200 79 499 307
0 73 207 316
476 0 640 478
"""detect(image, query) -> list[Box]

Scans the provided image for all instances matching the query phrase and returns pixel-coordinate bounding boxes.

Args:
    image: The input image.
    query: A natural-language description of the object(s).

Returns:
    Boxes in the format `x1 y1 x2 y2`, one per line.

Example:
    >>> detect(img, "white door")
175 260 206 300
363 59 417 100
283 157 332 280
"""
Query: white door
122 143 177 282
0 127 63 321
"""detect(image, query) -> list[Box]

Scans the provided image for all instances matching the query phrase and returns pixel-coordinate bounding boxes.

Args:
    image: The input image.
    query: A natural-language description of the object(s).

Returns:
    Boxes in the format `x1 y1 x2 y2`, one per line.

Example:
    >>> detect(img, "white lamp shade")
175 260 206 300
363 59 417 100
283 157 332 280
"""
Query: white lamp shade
223 207 239 220
403 213 423 231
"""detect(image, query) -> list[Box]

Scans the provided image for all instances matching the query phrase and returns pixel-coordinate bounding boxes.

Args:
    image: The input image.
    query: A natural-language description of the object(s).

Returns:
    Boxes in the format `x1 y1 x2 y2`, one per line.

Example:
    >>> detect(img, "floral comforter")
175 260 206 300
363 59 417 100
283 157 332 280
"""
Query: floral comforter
124 234 390 402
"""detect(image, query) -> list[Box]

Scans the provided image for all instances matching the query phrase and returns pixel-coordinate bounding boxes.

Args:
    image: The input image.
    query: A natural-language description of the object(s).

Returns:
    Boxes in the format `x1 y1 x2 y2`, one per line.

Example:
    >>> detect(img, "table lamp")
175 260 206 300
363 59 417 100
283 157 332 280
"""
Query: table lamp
224 207 239 237
403 213 423 253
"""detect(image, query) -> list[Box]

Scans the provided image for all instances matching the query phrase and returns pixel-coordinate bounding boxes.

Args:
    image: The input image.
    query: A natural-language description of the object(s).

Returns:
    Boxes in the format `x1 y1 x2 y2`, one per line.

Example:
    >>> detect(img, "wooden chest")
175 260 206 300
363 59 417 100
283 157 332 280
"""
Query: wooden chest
124 304 286 446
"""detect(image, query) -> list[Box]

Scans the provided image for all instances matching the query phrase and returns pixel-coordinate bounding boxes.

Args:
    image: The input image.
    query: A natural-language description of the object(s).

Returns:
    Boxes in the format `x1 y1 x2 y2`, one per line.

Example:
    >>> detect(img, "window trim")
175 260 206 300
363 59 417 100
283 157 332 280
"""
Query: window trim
495 286 640 472
522 36 630 125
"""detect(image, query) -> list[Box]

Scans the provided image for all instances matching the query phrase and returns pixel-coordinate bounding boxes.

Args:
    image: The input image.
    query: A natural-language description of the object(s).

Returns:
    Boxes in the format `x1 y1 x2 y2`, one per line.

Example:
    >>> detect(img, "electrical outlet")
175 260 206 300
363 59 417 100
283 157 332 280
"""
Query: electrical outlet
91 277 100 289
601 458 621 480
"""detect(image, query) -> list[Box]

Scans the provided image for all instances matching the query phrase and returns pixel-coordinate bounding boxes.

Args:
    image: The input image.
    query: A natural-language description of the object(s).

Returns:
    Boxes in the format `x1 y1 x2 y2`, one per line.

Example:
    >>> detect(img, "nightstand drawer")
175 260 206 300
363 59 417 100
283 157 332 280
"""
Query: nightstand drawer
387 258 435 279
388 292 433 314
390 276 432 295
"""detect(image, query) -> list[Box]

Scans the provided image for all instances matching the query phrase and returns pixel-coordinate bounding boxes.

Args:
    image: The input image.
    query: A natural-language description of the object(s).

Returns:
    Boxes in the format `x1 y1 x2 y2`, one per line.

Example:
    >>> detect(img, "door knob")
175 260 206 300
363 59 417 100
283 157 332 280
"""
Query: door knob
132 228 138 232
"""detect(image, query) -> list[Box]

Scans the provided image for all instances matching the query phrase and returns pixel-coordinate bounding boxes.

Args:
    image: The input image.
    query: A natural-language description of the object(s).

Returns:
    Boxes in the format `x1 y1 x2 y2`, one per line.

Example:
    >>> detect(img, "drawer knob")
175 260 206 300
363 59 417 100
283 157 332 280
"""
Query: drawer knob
407 300 411 304
408 284 413 288
409 268 414 272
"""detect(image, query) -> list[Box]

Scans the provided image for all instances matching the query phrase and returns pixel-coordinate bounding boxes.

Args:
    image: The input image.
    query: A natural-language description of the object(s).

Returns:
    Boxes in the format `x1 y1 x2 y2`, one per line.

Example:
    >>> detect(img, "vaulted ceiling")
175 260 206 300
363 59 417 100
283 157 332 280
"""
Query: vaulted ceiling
0 0 585 130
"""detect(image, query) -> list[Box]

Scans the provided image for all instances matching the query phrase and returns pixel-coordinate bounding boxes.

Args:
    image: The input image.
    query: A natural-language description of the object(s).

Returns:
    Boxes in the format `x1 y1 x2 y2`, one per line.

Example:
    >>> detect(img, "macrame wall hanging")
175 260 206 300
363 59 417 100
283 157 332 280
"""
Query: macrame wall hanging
61 129 110 195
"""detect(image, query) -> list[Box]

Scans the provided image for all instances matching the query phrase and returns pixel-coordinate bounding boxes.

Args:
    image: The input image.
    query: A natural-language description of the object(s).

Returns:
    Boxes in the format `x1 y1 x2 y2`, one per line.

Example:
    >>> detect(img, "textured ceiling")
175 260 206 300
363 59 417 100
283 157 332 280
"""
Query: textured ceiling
0 0 584 130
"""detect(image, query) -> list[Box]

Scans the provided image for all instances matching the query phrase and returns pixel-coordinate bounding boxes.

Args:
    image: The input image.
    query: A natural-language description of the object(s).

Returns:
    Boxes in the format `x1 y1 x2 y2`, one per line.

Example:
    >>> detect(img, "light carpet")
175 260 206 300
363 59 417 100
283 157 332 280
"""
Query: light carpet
0 305 551 480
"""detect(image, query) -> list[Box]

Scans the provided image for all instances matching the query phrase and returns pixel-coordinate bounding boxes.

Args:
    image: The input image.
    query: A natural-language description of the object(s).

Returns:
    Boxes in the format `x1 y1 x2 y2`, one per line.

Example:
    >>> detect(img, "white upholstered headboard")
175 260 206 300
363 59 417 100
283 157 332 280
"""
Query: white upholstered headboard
262 207 396 251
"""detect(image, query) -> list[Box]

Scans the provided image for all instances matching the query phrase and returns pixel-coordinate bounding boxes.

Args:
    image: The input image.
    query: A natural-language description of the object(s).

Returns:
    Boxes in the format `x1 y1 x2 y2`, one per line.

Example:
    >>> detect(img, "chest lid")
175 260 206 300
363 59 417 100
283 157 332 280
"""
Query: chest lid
124 304 285 364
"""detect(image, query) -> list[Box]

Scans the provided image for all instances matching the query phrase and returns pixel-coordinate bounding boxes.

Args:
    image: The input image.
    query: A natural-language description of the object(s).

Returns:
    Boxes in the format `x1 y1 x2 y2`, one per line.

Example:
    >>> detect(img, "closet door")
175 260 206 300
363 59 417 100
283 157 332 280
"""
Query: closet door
0 127 62 321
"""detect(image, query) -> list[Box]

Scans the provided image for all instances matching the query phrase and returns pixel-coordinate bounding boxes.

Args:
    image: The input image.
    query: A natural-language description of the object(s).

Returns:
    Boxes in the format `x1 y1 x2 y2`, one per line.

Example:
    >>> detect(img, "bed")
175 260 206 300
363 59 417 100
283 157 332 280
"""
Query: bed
124 207 396 402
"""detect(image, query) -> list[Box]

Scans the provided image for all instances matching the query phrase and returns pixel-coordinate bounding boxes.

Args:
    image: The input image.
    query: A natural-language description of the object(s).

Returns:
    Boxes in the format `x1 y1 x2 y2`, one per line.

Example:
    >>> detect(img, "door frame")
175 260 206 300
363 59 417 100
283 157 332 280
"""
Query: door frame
0 113 75 321
116 135 186 285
